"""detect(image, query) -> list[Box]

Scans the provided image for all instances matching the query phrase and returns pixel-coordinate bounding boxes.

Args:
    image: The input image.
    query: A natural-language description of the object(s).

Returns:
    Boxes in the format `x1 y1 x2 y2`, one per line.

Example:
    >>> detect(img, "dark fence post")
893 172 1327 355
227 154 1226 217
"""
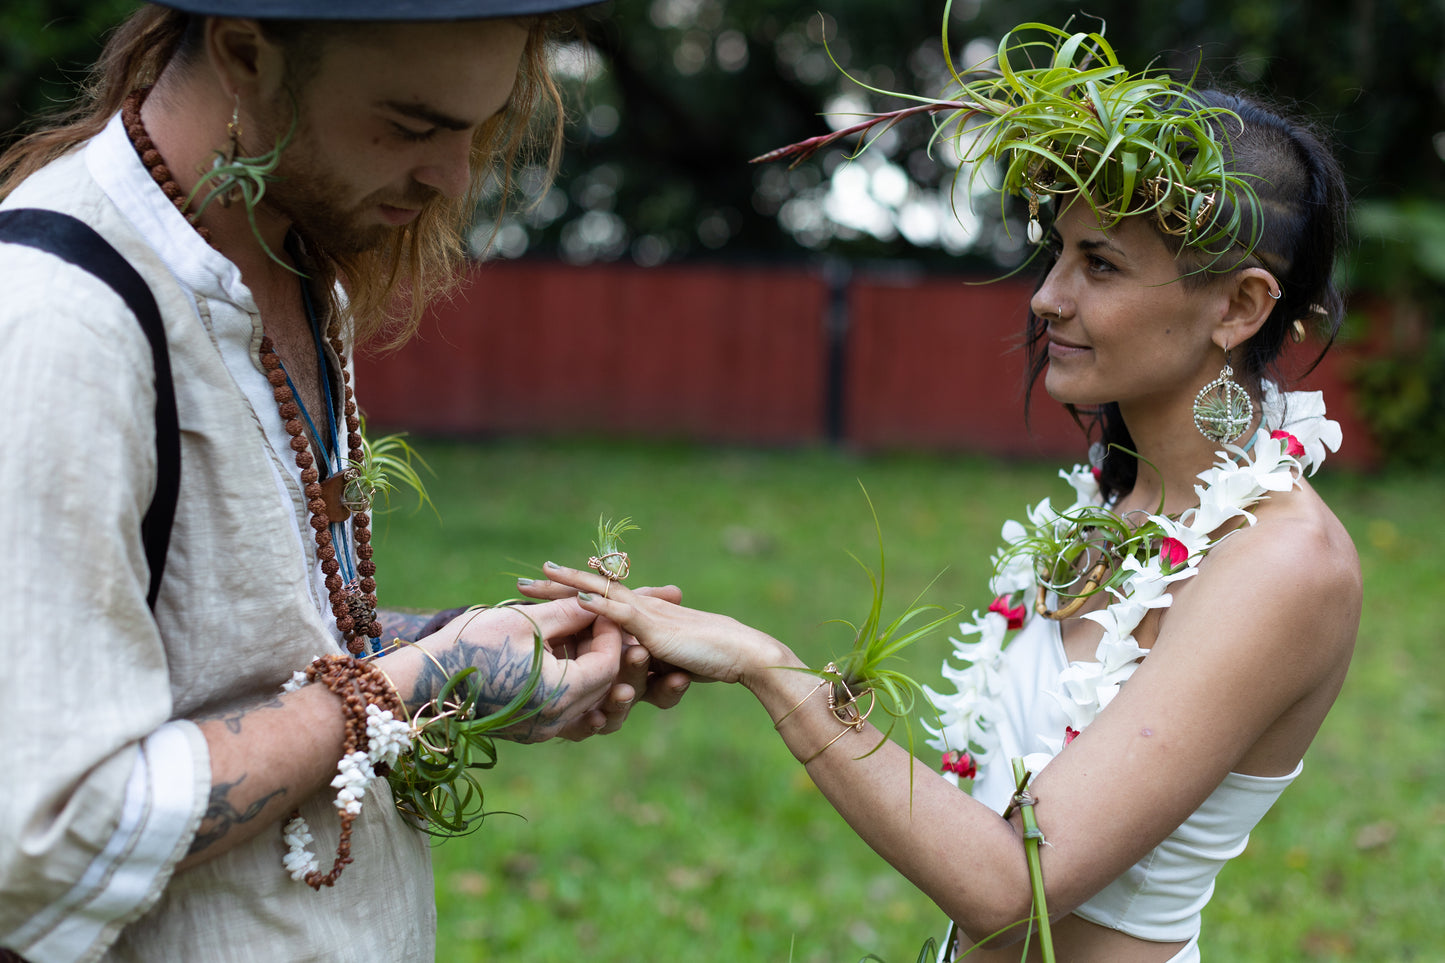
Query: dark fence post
823 257 852 445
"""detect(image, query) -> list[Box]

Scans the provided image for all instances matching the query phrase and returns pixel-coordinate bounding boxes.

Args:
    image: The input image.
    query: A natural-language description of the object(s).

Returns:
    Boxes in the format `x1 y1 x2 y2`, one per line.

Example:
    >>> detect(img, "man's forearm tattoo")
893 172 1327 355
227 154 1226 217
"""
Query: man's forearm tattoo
409 631 570 742
195 694 286 736
187 774 287 856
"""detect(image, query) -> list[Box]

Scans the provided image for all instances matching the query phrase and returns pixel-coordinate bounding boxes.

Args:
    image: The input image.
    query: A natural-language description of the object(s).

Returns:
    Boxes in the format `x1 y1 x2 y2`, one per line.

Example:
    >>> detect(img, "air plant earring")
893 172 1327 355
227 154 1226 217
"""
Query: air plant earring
216 95 243 207
1193 346 1255 444
185 91 300 272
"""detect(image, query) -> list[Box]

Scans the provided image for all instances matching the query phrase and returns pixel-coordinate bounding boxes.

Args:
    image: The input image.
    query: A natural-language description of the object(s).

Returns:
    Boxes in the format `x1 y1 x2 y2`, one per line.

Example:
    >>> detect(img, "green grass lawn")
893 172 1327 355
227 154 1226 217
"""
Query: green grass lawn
368 437 1442 963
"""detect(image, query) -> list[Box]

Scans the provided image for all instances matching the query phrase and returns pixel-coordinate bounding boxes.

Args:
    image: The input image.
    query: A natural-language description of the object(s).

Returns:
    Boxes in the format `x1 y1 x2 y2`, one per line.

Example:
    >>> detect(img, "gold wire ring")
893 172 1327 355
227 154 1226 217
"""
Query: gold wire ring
587 551 631 581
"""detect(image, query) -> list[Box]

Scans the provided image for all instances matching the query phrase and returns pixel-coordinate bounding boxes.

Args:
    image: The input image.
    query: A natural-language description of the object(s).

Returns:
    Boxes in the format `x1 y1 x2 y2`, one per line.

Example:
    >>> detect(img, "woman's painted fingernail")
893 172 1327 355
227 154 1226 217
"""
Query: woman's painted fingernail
578 591 594 602
544 561 560 570
517 577 535 586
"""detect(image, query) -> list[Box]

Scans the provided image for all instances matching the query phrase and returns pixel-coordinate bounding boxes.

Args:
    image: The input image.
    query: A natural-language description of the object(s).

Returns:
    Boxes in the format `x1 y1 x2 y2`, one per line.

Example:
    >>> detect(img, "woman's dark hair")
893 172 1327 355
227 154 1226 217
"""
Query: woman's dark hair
1022 89 1351 503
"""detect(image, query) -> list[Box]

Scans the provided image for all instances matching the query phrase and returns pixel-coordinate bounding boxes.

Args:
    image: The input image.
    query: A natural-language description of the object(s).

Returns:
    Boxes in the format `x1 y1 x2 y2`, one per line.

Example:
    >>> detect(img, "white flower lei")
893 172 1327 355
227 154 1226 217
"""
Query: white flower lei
280 674 415 881
923 384 1342 780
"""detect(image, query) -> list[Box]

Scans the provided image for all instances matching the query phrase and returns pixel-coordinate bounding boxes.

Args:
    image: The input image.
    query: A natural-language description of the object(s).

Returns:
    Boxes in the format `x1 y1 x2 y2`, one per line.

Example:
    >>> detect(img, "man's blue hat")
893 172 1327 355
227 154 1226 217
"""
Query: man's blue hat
158 0 591 19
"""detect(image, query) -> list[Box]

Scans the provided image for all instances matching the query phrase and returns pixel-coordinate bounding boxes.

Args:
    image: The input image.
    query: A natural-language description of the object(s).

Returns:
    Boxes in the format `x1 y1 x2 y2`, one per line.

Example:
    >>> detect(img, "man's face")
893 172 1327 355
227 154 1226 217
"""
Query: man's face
252 18 530 256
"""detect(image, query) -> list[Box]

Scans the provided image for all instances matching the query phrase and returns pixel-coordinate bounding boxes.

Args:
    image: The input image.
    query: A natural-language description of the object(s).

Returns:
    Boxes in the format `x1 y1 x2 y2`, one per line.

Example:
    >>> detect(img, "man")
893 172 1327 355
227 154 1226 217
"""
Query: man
0 3 684 961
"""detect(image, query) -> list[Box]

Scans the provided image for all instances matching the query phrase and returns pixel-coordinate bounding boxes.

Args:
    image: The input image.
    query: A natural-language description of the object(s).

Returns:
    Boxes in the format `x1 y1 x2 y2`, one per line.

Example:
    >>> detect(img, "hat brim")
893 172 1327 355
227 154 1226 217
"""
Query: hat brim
155 0 594 19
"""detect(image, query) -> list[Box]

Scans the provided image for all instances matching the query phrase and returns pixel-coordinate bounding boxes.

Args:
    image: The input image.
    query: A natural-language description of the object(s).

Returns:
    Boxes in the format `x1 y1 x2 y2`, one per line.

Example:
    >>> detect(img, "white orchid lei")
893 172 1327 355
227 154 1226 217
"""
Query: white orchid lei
924 384 1342 783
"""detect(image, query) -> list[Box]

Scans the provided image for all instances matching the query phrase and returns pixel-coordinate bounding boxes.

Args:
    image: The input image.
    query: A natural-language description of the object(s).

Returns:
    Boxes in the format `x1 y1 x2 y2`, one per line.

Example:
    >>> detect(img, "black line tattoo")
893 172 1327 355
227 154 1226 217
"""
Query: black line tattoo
187 774 287 856
195 694 287 736
409 627 571 743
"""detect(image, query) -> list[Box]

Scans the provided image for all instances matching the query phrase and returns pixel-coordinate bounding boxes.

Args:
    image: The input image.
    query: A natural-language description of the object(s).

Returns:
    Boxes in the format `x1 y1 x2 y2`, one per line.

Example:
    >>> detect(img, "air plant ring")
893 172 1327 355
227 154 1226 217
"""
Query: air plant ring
587 551 630 598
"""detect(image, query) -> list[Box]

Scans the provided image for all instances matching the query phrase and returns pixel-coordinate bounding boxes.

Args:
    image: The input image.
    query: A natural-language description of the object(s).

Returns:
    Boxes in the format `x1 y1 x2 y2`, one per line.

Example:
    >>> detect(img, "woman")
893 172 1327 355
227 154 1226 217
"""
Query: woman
530 24 1360 963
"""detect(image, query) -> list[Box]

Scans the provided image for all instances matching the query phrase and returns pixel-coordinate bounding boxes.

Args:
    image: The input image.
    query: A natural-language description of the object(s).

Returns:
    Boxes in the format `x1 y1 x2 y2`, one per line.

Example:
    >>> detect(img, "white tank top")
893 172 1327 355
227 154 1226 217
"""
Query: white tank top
968 614 1301 943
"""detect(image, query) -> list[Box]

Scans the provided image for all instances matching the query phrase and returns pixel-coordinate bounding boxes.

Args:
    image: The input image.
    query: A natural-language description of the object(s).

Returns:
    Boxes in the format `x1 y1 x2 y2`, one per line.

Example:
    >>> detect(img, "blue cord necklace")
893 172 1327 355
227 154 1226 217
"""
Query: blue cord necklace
260 273 380 655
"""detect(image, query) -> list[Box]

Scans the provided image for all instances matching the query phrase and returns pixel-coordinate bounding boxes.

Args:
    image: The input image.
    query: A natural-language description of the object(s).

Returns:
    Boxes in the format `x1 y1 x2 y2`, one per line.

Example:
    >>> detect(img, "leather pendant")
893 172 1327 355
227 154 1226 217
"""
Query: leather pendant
319 472 352 523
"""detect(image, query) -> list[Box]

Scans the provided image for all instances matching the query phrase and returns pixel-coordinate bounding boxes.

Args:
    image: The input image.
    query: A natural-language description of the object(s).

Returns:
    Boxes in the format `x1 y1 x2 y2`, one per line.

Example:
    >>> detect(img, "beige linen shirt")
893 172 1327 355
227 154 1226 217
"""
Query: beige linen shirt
0 114 434 962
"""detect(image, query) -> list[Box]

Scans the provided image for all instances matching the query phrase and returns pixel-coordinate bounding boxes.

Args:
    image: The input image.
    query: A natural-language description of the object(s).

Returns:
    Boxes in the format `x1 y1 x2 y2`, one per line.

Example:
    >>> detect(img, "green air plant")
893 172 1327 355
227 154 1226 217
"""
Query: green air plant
384 603 547 836
346 422 435 516
809 485 959 774
184 99 300 274
588 514 639 583
753 8 1264 269
995 450 1177 619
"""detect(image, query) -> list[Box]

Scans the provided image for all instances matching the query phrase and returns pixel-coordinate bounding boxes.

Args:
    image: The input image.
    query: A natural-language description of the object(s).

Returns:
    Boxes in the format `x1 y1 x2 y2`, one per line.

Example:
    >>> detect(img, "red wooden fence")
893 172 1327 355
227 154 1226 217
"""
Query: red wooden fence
355 258 1378 468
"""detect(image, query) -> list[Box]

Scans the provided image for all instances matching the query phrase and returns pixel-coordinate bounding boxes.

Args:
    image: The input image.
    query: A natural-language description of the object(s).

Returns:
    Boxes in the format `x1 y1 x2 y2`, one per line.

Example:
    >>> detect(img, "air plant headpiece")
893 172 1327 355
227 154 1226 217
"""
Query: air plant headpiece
756 13 1265 266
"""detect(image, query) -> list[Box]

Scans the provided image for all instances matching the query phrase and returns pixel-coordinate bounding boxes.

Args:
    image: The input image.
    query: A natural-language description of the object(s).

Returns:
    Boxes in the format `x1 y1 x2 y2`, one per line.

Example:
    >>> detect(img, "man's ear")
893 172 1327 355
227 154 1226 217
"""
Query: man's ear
1212 267 1279 351
205 18 286 102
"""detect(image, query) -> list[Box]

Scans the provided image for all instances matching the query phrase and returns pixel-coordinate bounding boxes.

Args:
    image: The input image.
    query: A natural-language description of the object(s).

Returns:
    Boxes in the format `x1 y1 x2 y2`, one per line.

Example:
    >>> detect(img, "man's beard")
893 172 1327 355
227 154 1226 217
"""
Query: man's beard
256 117 445 258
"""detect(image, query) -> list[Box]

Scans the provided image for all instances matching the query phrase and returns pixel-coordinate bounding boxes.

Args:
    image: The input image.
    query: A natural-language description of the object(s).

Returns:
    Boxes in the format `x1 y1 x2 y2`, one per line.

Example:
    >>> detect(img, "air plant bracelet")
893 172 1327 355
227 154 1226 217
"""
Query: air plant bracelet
774 661 879 764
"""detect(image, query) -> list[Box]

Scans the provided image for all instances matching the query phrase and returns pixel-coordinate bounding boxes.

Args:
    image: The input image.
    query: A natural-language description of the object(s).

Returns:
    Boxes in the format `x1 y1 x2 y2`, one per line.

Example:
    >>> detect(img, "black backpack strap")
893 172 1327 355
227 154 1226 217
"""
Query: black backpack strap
0 208 179 611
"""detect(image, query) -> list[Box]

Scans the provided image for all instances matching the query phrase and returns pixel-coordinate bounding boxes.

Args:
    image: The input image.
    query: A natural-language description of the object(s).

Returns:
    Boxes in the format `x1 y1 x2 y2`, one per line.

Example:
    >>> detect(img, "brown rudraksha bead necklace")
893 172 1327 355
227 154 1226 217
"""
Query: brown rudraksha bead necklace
123 88 380 655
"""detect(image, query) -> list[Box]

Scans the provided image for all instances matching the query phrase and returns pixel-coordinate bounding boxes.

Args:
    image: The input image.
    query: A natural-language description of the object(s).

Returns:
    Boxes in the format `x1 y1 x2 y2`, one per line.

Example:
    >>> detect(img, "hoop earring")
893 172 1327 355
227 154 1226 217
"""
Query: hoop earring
1193 348 1255 444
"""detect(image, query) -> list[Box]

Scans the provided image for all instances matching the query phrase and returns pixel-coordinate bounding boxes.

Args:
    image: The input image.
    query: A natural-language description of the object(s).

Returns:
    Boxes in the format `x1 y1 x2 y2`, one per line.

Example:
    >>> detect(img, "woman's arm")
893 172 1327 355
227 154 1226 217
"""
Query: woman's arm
530 506 1359 943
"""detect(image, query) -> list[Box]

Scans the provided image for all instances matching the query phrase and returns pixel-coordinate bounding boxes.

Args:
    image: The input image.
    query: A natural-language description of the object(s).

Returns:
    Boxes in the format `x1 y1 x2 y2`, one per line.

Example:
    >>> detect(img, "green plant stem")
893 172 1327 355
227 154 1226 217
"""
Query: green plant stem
1010 758 1056 963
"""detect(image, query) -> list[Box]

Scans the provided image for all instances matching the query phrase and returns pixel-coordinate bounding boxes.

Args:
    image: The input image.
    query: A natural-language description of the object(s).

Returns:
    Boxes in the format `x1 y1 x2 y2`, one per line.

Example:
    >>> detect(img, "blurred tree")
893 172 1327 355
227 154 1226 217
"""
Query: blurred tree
4 0 1443 269
508 0 1445 268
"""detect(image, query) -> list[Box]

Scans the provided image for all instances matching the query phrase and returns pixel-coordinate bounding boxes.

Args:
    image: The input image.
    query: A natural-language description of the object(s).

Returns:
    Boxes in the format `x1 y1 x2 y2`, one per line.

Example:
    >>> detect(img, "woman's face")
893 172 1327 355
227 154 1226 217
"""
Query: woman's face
1030 201 1229 415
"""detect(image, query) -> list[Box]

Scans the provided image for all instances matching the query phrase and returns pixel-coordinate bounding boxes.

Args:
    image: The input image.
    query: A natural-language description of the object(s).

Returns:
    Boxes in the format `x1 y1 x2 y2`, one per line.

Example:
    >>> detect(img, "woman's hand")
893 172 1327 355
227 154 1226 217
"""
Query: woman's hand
519 562 792 688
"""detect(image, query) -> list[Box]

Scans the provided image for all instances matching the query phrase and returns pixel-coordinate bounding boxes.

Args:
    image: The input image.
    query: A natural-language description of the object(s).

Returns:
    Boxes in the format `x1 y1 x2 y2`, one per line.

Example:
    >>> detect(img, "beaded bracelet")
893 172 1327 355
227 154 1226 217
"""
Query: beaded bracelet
280 654 413 888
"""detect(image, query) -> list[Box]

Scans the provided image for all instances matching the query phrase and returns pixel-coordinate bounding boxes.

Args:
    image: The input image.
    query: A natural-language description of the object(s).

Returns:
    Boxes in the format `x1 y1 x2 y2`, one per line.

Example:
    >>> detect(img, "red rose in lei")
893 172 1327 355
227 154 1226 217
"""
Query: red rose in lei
1159 537 1189 571
1270 429 1305 457
988 595 1026 630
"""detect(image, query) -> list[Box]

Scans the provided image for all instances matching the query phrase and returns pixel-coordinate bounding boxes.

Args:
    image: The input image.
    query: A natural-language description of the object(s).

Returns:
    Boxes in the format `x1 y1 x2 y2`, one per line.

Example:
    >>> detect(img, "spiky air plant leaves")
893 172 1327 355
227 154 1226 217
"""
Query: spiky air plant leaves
345 421 435 516
994 447 1176 619
753 6 1265 270
385 603 547 837
184 100 300 274
813 485 960 777
588 515 639 582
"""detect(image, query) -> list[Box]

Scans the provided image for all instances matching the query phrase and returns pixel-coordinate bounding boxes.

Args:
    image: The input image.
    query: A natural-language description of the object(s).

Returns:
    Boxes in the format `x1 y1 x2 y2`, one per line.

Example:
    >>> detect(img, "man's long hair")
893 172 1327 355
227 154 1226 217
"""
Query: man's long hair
0 7 567 347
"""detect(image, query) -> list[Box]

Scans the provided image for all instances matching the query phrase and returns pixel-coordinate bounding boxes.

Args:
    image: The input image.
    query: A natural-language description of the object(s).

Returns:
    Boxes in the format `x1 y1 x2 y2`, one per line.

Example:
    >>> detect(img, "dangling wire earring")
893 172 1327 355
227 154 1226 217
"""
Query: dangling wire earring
1193 346 1255 444
185 91 302 274
216 95 243 207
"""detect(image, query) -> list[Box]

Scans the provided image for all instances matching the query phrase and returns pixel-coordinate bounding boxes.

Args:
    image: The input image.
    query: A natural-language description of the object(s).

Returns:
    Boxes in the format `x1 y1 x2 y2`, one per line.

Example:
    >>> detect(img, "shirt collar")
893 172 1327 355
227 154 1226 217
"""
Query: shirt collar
86 111 258 311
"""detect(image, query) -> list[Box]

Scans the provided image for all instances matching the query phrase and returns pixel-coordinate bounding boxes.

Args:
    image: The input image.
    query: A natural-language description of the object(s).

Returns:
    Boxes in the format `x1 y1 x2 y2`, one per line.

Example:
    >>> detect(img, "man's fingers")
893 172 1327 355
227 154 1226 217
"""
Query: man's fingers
643 670 693 709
